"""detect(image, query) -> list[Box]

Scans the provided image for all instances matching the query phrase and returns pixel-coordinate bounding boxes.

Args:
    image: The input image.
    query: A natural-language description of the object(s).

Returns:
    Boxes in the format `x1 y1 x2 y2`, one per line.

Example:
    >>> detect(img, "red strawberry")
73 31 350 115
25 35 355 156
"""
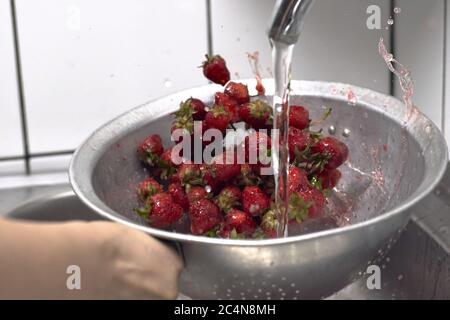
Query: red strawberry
139 193 183 228
189 98 207 121
202 54 230 86
242 186 270 216
187 186 208 204
225 209 256 235
289 105 310 130
137 178 163 201
261 209 278 238
177 163 203 186
216 185 241 212
205 105 231 132
317 169 341 189
214 92 239 123
168 182 189 211
239 100 272 129
200 165 222 193
311 137 349 170
209 151 241 183
289 187 326 222
288 166 309 194
224 82 250 104
189 199 222 235
137 134 164 166
288 127 311 160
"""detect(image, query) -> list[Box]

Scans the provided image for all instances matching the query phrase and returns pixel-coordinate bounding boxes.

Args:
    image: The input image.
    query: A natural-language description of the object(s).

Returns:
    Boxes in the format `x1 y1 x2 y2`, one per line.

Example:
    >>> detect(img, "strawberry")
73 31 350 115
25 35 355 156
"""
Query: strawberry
239 100 272 129
261 209 278 238
316 169 341 190
202 54 230 86
214 92 239 123
288 166 309 194
138 193 183 228
225 209 256 236
224 82 250 104
189 98 207 121
289 105 310 130
311 137 349 170
177 163 203 186
200 165 223 193
187 186 208 204
205 104 231 132
189 199 222 235
137 178 163 201
137 134 164 166
288 127 311 160
208 151 241 183
242 186 270 216
289 187 326 222
216 186 241 212
167 182 189 211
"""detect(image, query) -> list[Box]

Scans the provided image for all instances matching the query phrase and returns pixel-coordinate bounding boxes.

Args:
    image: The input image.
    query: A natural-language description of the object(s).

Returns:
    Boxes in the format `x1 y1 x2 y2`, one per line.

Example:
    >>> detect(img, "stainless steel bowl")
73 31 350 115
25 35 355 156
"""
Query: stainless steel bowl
69 80 448 299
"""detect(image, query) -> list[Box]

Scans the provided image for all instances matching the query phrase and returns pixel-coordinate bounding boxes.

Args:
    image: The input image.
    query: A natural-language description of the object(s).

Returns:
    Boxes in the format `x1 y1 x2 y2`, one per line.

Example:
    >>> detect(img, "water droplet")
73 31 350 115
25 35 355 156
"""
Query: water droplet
394 7 401 14
397 274 404 280
328 125 336 135
164 79 172 88
342 128 351 137
425 124 432 134
387 18 394 25
205 185 212 193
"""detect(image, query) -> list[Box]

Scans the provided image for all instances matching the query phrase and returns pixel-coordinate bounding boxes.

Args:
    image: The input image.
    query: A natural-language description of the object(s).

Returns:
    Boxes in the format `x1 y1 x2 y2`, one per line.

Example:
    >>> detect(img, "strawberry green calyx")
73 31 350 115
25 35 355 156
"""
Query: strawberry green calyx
249 100 271 119
141 150 159 167
288 193 313 223
261 209 278 232
173 100 195 135
292 144 332 174
138 184 159 201
202 54 224 66
211 104 228 117
230 228 245 240
134 207 149 219
216 190 240 213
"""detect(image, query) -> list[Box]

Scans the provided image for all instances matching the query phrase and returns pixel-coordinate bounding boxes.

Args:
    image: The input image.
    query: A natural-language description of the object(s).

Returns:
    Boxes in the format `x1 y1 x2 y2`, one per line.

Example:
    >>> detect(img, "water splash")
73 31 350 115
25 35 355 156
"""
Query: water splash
378 37 415 122
247 51 266 95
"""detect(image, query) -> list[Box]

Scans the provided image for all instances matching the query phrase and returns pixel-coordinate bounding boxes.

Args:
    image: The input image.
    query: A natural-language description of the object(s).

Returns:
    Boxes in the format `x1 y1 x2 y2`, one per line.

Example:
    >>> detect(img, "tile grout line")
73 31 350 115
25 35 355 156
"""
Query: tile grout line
10 0 31 174
441 0 447 135
205 0 213 56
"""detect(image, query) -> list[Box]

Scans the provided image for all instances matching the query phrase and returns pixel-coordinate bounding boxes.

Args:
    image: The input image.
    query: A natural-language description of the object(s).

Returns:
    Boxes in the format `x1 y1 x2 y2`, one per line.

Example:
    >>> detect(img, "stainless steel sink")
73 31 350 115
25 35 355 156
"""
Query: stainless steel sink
2 166 450 299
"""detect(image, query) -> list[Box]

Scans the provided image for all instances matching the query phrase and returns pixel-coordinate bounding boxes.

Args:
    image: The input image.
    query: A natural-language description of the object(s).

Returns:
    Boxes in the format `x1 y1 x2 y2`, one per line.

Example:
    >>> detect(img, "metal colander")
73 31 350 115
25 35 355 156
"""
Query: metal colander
69 80 447 299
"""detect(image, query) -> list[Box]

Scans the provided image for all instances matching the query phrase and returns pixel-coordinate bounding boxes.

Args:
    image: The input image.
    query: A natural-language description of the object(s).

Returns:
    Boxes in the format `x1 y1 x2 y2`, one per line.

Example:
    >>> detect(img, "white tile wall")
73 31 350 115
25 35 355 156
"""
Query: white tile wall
0 160 24 176
15 0 208 153
395 0 445 130
0 0 24 158
211 0 391 94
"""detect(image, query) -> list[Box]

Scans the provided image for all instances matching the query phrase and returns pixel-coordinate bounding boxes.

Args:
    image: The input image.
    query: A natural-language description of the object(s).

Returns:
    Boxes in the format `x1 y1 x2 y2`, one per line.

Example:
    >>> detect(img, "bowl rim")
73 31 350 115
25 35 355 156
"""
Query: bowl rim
69 79 448 246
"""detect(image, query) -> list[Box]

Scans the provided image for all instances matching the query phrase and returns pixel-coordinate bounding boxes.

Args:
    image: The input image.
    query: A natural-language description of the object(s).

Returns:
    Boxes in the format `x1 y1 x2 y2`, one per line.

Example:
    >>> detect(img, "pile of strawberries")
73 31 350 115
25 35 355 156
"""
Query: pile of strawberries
134 54 349 239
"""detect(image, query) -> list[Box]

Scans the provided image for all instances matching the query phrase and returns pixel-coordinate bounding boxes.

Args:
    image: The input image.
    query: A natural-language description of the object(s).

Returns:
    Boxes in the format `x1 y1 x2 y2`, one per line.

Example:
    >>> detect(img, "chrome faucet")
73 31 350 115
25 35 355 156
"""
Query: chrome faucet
268 0 315 45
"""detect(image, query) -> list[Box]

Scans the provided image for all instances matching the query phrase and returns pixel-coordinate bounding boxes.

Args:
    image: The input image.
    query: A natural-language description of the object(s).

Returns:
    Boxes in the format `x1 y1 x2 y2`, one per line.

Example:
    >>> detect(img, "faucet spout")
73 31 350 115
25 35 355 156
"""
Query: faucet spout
268 0 315 45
